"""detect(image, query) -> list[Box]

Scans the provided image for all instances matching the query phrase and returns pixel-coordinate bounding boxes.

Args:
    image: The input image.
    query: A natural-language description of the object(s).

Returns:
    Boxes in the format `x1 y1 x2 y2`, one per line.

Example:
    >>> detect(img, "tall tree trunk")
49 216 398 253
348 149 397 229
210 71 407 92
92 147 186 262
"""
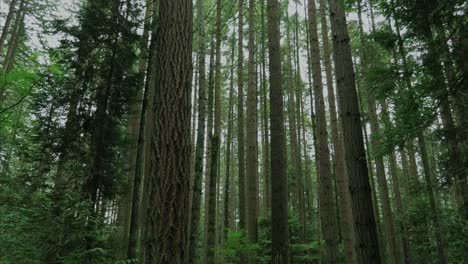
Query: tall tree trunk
285 10 304 243
206 0 222 262
302 0 318 227
381 101 411 264
237 0 247 232
417 132 448 264
438 28 468 219
224 25 236 239
246 0 258 259
293 3 307 242
203 41 215 262
356 2 400 263
188 0 208 261
260 0 271 215
328 0 381 262
141 0 193 262
363 117 386 263
307 0 339 261
267 0 289 262
125 0 154 258
229 141 237 230
318 0 356 260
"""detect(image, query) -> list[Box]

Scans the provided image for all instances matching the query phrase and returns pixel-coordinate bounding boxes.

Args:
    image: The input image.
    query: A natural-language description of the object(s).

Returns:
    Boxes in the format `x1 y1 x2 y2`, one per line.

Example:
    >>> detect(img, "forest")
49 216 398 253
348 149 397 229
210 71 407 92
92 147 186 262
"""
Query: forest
0 0 466 263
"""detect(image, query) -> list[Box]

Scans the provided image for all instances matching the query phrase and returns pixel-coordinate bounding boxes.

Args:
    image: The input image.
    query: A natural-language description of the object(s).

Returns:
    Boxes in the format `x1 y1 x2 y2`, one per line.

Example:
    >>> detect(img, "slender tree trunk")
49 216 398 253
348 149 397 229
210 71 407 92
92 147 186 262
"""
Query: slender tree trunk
141 0 193 262
302 0 318 227
381 101 410 264
224 26 236 239
356 2 400 263
437 27 468 219
285 10 304 243
307 0 339 261
203 41 215 262
2 0 25 74
293 3 307 242
417 132 448 264
267 0 289 262
317 0 356 260
125 1 153 258
237 0 247 232
260 0 271 215
229 140 237 230
328 0 381 262
188 0 208 262
246 0 258 260
0 0 18 59
206 1 222 262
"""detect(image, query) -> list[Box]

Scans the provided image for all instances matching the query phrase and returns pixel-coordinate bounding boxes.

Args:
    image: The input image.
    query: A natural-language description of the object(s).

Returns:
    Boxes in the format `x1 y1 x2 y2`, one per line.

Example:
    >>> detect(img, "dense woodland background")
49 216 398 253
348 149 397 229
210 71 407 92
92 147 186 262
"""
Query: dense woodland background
0 0 466 263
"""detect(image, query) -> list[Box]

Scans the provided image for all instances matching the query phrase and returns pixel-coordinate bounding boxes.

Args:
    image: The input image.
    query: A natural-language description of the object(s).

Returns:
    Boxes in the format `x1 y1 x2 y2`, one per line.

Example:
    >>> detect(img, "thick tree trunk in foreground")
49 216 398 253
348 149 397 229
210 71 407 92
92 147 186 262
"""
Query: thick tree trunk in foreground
142 0 193 263
328 0 381 262
267 0 289 263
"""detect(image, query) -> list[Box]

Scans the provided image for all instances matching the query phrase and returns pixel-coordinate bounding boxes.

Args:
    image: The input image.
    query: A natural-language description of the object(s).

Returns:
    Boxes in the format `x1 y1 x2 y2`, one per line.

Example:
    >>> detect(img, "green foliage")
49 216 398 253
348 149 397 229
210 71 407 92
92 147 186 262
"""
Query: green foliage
217 229 260 263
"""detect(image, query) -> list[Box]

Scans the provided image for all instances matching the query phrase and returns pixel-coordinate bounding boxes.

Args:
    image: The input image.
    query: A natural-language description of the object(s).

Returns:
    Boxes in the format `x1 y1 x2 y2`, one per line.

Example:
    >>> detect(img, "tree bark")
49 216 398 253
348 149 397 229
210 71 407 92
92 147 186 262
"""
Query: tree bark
356 2 400 263
0 0 18 60
224 25 236 239
237 0 247 232
203 40 215 262
285 10 305 243
206 0 222 262
293 3 307 242
188 0 208 261
417 132 448 264
125 0 154 258
307 0 339 261
267 0 289 262
317 0 356 260
328 0 381 262
141 0 193 262
246 0 258 257
2 0 25 74
260 0 271 215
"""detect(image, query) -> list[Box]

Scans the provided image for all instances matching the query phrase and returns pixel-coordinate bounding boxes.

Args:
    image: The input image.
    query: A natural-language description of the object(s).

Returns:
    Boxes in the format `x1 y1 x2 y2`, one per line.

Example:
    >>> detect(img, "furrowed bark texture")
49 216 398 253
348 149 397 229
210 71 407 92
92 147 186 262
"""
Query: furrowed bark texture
142 0 193 263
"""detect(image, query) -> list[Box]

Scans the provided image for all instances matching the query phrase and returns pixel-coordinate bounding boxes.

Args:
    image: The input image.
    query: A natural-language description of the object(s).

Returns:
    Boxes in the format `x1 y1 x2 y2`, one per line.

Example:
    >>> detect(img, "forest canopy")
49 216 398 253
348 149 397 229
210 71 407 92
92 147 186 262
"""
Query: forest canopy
0 0 466 263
